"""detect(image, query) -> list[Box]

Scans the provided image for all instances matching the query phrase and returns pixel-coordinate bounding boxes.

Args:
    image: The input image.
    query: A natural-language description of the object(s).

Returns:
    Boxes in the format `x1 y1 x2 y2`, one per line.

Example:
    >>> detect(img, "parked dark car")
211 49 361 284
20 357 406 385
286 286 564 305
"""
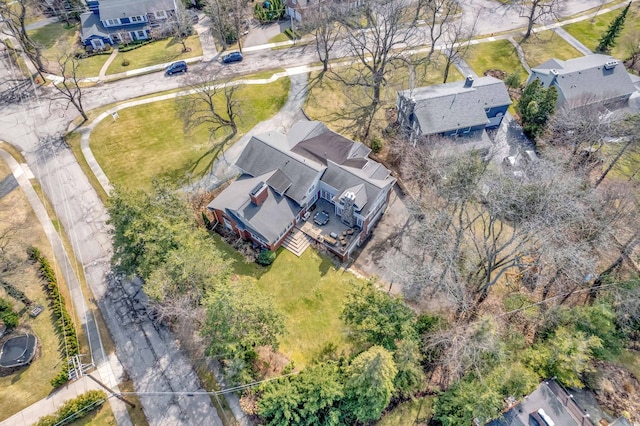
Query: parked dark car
165 61 187 75
222 52 243 64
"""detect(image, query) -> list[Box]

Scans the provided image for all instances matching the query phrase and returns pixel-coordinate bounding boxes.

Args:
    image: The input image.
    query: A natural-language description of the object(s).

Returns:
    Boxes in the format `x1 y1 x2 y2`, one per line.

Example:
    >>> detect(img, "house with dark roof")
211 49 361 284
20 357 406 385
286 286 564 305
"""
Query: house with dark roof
527 54 636 109
488 378 631 426
285 0 363 22
80 0 176 50
397 75 512 142
207 121 396 261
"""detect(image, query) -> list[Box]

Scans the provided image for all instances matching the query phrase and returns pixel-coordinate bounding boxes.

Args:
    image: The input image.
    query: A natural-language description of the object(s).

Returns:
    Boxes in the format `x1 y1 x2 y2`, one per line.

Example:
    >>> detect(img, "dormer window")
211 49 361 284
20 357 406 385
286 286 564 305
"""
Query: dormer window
130 15 144 22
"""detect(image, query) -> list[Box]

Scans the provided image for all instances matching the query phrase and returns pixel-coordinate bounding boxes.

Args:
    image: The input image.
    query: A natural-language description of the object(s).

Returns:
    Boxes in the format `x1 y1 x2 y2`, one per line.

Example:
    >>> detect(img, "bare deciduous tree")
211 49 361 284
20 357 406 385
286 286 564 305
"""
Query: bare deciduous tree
304 6 342 74
509 0 563 40
334 0 420 140
50 51 88 122
423 0 458 61
204 0 248 52
441 18 476 83
0 0 47 76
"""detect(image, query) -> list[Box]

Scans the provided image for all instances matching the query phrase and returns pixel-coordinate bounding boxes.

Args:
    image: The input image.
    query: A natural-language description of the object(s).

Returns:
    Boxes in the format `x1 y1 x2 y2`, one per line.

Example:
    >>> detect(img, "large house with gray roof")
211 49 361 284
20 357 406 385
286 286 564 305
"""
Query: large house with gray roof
527 54 636 110
80 0 176 50
207 121 396 261
397 75 512 142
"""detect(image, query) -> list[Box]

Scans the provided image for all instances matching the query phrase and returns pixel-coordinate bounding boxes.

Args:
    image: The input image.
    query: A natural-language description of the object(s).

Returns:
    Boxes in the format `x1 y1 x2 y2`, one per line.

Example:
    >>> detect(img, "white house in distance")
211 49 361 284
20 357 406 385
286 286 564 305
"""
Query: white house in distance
527 54 636 110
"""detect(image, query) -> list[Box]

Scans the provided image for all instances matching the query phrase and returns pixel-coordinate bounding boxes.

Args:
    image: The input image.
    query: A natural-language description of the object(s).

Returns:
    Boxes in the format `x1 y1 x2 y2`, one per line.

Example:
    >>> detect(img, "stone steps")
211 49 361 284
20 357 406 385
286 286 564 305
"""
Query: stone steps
282 228 313 257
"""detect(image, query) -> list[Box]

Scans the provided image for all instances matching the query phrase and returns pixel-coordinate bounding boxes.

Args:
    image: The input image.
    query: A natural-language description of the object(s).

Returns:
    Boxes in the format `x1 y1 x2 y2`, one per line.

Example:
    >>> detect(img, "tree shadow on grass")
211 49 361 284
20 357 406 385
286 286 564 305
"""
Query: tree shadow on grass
187 132 236 178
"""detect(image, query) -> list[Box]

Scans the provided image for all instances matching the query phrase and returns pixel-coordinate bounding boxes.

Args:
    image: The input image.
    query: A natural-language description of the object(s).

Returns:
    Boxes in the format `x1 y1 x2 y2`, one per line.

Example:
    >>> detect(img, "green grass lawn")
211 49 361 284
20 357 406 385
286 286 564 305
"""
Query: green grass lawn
518 30 582 67
305 54 462 141
28 22 79 67
90 76 290 190
465 39 528 80
78 53 111 78
563 2 640 58
213 237 360 368
377 396 434 425
107 36 203 75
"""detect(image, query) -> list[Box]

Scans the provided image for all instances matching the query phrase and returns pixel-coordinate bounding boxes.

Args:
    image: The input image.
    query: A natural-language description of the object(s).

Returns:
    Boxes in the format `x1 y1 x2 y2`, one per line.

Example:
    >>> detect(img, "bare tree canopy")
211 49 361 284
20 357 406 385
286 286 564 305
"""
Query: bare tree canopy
508 0 564 39
49 50 88 122
0 0 47 75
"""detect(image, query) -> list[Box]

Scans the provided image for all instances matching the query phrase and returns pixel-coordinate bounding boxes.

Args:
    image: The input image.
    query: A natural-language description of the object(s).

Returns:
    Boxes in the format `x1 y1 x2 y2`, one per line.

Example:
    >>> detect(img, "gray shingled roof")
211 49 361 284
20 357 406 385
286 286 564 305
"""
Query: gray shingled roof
98 0 174 20
530 54 636 106
80 12 109 40
235 132 323 205
208 172 301 244
399 76 511 135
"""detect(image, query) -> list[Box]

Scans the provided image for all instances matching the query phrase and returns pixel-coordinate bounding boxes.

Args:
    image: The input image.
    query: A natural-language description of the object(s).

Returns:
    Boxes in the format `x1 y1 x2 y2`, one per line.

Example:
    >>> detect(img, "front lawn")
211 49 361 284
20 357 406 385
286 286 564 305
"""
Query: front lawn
27 22 79 67
518 30 582 67
106 36 203 75
90 76 290 190
213 237 359 368
563 2 640 58
465 39 527 80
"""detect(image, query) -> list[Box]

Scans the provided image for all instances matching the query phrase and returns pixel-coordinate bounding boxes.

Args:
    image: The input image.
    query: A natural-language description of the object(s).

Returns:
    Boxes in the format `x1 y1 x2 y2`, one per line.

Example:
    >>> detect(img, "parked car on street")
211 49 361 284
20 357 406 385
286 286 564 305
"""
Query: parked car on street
222 52 243 64
165 61 187 75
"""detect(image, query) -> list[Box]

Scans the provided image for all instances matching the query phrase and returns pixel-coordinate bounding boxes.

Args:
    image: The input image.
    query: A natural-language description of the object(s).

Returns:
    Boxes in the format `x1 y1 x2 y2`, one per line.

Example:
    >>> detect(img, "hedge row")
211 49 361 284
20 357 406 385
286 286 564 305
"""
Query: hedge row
27 246 79 387
0 277 31 306
36 390 106 426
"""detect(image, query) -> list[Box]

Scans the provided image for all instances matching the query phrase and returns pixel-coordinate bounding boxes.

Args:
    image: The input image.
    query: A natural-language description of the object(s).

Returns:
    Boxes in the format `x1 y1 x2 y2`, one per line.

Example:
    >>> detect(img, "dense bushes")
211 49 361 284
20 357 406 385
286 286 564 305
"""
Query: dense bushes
254 0 285 23
27 246 79 387
36 390 106 426
0 297 19 329
256 250 276 266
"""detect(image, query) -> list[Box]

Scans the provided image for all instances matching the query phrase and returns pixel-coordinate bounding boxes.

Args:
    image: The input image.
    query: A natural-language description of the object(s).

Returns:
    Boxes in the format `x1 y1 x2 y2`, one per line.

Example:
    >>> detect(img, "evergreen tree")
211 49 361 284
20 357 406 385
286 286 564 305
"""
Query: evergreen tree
343 346 397 423
517 79 557 139
596 2 631 53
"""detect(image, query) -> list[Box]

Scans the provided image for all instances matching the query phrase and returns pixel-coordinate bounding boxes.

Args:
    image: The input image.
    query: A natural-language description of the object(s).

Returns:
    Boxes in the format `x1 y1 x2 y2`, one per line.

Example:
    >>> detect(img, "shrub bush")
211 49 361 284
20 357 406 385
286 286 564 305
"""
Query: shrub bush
36 390 106 426
256 250 276 266
28 246 80 387
370 137 383 153
504 72 522 89
0 297 18 328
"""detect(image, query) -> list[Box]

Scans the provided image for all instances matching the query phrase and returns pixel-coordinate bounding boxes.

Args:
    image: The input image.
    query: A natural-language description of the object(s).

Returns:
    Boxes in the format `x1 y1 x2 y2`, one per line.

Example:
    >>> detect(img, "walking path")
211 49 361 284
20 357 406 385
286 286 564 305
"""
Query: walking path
554 27 594 56
507 37 532 74
98 47 119 80
0 148 131 426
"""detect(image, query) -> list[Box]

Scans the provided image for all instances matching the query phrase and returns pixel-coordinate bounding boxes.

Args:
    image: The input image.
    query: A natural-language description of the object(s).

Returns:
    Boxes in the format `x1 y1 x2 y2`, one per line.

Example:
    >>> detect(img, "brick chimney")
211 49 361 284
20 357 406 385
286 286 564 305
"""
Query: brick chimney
249 182 268 206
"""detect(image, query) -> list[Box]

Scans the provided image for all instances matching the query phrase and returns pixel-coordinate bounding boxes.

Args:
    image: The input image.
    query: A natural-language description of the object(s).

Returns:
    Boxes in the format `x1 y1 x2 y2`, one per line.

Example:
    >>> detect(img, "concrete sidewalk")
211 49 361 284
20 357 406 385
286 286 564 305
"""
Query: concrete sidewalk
554 27 594 56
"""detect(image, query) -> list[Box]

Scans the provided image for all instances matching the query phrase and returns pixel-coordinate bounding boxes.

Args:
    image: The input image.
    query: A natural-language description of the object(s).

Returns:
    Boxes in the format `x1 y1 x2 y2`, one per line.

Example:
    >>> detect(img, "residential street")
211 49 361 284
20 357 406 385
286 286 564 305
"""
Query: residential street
0 0 636 424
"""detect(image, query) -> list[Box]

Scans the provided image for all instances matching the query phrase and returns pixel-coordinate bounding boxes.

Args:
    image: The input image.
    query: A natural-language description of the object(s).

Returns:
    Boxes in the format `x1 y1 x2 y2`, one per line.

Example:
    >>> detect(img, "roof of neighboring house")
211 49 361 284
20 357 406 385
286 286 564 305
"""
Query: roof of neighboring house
530 54 636 106
399 76 511 135
208 172 301 244
488 379 592 426
80 12 109 40
209 121 396 245
98 0 175 20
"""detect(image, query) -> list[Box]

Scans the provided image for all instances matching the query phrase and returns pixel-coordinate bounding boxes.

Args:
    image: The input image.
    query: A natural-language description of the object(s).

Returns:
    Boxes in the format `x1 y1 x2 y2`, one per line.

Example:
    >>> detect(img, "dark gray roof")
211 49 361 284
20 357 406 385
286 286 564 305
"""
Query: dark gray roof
291 129 371 167
208 172 301 244
235 131 323 205
399 76 511 135
266 169 292 195
98 0 174 20
530 54 636 106
80 12 109 40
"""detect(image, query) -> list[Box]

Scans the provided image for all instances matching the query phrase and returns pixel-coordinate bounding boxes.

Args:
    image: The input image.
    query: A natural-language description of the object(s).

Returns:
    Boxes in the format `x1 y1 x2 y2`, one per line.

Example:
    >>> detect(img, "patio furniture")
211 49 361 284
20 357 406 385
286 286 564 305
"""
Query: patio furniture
313 210 330 226
330 232 338 239
324 235 337 246
347 228 355 235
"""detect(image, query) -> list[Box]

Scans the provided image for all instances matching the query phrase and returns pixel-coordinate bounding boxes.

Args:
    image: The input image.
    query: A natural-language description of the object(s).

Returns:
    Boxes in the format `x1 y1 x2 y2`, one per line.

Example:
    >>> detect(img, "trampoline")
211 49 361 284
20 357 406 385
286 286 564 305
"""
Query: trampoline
0 333 37 368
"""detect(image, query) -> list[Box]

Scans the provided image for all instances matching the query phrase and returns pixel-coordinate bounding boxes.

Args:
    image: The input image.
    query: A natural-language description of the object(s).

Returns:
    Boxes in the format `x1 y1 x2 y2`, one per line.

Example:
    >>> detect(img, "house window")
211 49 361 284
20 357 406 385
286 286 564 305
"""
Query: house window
91 39 105 49
105 18 120 26
135 30 148 40
463 127 471 134
154 10 167 19
130 15 144 22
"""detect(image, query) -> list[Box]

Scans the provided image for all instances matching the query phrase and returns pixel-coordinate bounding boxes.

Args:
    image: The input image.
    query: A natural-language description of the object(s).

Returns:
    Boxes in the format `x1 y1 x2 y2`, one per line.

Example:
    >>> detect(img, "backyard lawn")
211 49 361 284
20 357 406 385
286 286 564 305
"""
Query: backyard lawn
213 237 359 368
90 76 290 190
305 54 462 141
0 161 76 420
106 36 203 75
377 396 434 425
518 30 582 67
563 2 640 59
465 39 528 80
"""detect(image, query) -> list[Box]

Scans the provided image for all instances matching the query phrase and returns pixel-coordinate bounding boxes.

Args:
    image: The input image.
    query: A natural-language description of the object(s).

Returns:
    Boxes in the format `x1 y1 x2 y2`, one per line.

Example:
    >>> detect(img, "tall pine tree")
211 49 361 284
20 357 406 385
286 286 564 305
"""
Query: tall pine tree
596 2 631 53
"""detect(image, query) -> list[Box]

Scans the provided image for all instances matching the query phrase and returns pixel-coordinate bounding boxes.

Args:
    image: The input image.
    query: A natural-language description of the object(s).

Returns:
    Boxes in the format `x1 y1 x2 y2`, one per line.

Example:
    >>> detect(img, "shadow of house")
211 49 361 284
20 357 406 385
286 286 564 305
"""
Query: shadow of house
397 75 512 144
527 54 636 111
207 121 396 262
80 0 176 50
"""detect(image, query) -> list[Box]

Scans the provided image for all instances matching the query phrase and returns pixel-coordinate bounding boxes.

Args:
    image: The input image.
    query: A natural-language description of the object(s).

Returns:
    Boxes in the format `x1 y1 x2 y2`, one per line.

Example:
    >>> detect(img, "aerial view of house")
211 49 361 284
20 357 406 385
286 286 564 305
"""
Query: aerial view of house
208 121 396 261
397 75 512 141
528 54 637 109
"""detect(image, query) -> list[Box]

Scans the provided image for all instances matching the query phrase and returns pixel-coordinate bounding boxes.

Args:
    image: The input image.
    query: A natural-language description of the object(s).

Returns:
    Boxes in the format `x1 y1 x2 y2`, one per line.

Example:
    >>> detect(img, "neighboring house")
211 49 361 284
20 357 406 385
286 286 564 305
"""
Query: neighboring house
397 75 512 142
208 121 396 261
80 0 176 49
285 0 364 22
527 54 636 110
488 378 631 426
